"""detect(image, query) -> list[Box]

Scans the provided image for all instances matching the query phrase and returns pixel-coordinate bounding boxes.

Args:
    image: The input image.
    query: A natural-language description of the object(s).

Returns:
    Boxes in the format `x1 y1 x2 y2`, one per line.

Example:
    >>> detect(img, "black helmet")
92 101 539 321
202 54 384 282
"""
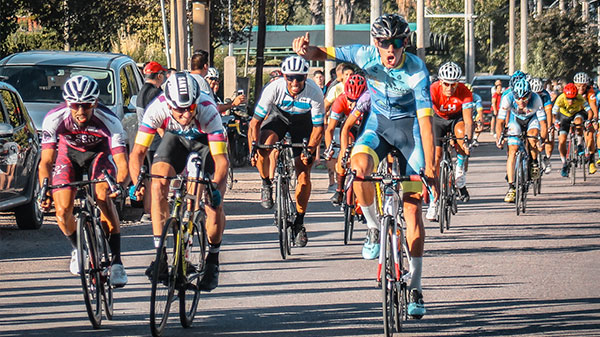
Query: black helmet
371 14 411 39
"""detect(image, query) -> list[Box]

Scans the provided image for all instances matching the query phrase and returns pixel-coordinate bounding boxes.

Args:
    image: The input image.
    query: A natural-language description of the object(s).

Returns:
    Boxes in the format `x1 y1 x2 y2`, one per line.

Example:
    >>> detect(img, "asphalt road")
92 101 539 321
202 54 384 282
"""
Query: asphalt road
1 134 600 337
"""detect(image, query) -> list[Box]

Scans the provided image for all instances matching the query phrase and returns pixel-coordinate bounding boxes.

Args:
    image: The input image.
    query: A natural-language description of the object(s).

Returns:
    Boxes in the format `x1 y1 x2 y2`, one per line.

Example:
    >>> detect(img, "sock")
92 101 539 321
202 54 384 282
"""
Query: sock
560 155 566 165
409 257 423 291
360 203 378 230
108 233 122 265
153 236 161 249
294 212 305 227
509 183 515 189
262 177 271 186
207 242 221 265
577 135 584 146
336 174 345 192
456 154 466 170
67 232 78 250
596 149 600 158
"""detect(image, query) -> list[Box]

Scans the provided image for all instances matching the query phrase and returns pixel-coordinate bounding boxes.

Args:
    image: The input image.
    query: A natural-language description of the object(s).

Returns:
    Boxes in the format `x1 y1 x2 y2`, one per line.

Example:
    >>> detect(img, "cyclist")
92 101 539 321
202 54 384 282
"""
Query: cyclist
495 78 547 202
129 72 228 291
248 55 325 247
293 13 437 318
573 72 598 174
426 62 473 221
530 78 554 173
38 75 129 287
326 74 368 205
552 83 592 177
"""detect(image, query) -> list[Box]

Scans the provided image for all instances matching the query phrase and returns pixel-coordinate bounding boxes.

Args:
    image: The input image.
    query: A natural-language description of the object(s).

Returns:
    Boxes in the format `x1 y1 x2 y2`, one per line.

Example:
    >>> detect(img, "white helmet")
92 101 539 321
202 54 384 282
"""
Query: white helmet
62 75 99 104
205 67 219 79
438 62 462 83
164 72 198 108
281 55 309 75
530 78 544 93
573 72 589 84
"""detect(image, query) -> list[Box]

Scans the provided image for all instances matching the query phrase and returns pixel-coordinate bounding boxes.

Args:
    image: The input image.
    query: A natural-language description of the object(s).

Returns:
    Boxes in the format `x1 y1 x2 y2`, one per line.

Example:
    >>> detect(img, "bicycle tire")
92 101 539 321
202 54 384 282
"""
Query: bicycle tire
446 166 454 230
397 217 410 331
515 152 522 215
77 214 102 328
520 159 528 214
438 163 448 233
179 220 206 328
226 167 234 190
343 188 355 245
97 223 113 320
286 189 295 256
581 154 587 182
150 218 178 337
569 137 577 185
276 174 288 260
381 216 396 337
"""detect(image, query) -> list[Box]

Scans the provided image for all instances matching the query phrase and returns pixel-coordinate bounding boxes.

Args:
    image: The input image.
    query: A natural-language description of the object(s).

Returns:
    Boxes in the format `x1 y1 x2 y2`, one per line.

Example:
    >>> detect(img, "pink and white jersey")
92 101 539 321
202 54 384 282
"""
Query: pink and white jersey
41 103 127 155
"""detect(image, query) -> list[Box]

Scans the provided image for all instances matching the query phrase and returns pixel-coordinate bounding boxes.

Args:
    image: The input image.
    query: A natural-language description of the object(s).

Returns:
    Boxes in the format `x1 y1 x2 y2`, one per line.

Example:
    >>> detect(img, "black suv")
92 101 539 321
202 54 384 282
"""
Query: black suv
0 81 43 229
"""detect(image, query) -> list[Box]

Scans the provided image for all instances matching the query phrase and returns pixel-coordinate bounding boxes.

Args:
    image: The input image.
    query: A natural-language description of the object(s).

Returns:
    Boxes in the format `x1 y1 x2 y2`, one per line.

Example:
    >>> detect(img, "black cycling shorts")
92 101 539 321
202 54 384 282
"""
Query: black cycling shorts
558 112 587 134
153 132 214 176
433 113 463 147
261 107 313 157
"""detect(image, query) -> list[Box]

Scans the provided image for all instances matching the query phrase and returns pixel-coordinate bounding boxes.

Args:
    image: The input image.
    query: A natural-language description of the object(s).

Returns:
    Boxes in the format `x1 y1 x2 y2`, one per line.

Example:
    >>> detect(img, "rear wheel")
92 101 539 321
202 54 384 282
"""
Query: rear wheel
77 214 102 328
515 153 523 215
96 223 113 320
438 163 448 233
569 137 577 185
150 218 178 337
179 220 206 328
520 159 528 214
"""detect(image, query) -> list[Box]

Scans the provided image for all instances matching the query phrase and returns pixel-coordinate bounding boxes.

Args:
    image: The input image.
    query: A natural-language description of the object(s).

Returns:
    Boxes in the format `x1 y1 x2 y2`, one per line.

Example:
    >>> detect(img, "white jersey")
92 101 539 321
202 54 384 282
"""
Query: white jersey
254 77 325 125
136 92 225 145
498 91 546 121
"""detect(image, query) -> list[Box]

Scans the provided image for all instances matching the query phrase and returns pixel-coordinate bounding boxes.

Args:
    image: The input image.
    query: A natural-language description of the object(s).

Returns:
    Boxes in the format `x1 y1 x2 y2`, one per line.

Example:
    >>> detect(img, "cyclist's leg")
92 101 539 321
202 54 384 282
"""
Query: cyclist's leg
453 118 470 199
428 114 447 219
525 118 541 161
257 115 285 209
505 119 521 201
557 114 571 171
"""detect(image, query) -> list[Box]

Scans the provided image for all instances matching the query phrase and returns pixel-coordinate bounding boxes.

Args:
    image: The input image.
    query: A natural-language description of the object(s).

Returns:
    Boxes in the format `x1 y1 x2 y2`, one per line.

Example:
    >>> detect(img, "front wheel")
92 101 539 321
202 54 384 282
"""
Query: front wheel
343 189 355 245
180 220 206 328
438 163 448 233
96 223 113 320
78 214 102 328
276 175 289 260
381 217 397 337
515 153 523 216
150 218 178 337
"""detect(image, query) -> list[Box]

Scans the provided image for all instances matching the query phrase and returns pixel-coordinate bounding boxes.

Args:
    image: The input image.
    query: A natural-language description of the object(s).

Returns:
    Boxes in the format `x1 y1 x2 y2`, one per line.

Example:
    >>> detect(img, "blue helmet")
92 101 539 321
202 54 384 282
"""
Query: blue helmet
513 78 531 99
510 70 526 88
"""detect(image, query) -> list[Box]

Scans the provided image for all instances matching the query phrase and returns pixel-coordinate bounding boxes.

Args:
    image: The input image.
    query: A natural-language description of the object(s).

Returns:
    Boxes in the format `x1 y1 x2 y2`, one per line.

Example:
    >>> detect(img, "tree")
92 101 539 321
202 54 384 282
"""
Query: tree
0 1 20 57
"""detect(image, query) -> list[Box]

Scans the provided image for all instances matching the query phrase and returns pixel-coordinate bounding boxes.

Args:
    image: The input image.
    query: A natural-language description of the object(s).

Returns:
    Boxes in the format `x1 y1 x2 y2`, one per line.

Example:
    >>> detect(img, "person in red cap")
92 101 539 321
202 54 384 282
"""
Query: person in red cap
136 61 168 222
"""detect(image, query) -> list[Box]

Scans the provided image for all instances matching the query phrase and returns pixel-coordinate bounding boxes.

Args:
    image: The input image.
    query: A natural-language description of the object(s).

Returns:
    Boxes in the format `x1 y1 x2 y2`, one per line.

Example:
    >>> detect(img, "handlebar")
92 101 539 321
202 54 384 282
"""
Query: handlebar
38 171 121 205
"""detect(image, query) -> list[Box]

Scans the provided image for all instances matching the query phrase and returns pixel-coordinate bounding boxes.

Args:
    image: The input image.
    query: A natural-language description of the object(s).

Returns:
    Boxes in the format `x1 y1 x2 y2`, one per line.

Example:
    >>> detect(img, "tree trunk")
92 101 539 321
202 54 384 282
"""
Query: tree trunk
310 0 323 25
335 0 354 24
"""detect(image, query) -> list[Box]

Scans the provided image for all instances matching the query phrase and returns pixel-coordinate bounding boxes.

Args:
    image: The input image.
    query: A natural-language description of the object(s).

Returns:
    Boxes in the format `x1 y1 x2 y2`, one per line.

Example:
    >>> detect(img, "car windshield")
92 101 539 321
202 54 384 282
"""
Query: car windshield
0 66 115 105
472 77 509 88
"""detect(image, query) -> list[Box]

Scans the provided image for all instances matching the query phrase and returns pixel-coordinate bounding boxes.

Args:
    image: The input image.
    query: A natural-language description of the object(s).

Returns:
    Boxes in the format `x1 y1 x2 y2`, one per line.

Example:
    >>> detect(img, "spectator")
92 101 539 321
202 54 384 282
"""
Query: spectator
205 67 246 115
312 69 326 94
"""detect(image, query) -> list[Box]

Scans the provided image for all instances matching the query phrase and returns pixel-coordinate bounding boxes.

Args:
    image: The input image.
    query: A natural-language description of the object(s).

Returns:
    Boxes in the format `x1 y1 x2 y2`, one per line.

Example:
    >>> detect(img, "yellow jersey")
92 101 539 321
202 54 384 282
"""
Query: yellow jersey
552 93 590 118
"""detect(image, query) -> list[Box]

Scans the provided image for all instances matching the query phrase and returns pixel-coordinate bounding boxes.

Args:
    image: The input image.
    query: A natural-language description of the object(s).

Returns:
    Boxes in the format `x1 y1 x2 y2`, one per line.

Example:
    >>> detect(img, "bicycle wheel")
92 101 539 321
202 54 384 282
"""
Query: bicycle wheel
150 218 178 337
581 154 587 182
276 175 288 259
226 167 234 190
514 153 522 215
520 160 528 214
343 187 355 245
445 167 454 231
397 218 410 331
438 163 448 233
179 219 206 328
381 217 397 337
96 223 113 320
569 137 577 185
77 214 102 328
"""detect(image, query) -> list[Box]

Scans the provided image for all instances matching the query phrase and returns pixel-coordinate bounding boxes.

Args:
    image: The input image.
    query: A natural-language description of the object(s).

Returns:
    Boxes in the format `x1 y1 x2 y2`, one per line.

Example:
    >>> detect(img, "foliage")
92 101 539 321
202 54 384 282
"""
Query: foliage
4 29 63 56
527 9 599 80
0 2 20 58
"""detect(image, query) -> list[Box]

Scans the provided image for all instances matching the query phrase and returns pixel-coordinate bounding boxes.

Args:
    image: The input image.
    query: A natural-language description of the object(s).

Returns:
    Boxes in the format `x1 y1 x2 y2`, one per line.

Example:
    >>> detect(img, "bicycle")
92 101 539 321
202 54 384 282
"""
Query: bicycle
133 156 215 337
501 130 540 215
566 121 587 185
39 169 121 329
350 170 430 336
437 133 462 233
251 138 310 260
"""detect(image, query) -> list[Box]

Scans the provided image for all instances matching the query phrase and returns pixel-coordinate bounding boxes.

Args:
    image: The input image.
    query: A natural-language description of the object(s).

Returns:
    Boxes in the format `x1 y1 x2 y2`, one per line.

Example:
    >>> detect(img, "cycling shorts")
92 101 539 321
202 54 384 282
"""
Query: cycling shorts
433 113 463 147
261 107 313 157
352 113 424 193
52 142 116 191
558 112 587 135
506 115 539 146
153 132 214 176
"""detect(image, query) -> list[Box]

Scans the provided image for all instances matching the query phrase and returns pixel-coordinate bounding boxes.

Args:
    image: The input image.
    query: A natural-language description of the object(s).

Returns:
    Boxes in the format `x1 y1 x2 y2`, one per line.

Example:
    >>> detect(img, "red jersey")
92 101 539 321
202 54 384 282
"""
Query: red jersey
430 81 473 119
330 93 352 122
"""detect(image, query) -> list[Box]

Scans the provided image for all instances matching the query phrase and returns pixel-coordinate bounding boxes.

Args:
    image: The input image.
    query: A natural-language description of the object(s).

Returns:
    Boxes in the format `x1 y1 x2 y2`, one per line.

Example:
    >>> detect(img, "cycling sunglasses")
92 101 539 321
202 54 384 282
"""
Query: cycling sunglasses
515 94 531 102
68 102 94 110
285 74 307 82
170 104 197 114
207 77 219 81
377 38 405 49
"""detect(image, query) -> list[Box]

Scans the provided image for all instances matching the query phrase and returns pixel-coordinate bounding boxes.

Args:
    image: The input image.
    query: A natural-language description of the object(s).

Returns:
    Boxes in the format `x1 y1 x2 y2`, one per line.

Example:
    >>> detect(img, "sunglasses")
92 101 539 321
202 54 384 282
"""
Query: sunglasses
441 81 457 87
515 94 530 102
377 38 405 49
170 104 197 114
285 74 307 82
347 97 358 103
68 102 94 110
207 77 219 81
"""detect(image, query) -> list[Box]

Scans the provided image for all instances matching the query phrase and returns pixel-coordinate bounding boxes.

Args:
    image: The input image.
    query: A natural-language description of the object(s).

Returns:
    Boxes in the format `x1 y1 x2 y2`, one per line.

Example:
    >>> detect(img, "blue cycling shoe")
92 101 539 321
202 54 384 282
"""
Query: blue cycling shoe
407 288 426 319
561 164 569 178
362 228 380 260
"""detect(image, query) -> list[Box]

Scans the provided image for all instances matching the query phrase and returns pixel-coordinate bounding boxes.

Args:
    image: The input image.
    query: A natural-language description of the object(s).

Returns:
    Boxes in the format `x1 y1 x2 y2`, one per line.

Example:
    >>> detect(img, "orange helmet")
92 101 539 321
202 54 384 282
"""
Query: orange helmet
563 83 577 99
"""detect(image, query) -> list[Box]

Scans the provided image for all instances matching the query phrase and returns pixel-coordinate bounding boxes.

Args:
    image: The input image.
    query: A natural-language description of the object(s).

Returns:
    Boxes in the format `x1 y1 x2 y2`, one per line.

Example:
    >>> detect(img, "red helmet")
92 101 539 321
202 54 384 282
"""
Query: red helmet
344 74 367 100
564 83 577 99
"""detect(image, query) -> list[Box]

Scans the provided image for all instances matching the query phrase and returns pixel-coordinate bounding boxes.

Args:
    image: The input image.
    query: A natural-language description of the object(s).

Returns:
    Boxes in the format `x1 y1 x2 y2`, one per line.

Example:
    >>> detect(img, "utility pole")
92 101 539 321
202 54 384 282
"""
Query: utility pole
416 0 426 61
228 0 233 56
464 0 475 81
253 0 266 101
582 0 589 22
325 0 335 82
490 20 494 57
244 0 255 77
170 0 187 70
520 0 528 72
509 0 515 74
370 0 381 45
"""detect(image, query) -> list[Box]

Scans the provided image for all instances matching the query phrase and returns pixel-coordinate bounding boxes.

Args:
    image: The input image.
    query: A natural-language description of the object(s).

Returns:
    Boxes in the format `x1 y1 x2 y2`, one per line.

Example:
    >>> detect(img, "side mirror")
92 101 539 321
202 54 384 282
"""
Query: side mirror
0 123 14 137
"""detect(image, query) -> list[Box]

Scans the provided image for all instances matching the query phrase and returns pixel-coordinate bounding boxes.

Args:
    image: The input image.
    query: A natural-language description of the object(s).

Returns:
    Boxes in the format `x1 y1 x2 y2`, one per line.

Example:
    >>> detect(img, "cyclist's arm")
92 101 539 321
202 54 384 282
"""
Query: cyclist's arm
583 99 593 120
324 118 337 149
308 125 324 155
113 152 129 185
418 114 435 178
38 148 56 188
340 111 359 154
211 153 229 197
292 33 329 61
462 107 474 140
129 142 148 187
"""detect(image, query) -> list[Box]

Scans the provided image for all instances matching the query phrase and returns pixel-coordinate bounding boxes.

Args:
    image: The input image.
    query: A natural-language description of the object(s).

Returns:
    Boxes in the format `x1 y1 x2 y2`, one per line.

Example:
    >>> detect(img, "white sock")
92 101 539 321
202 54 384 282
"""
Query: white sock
360 203 379 230
409 257 423 291
577 135 584 145
153 236 161 249
560 155 566 164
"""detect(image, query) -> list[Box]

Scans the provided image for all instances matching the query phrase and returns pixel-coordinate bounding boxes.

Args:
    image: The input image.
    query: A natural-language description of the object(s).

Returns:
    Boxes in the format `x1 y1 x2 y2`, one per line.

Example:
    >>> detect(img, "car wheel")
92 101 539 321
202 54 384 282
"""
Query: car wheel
15 181 44 230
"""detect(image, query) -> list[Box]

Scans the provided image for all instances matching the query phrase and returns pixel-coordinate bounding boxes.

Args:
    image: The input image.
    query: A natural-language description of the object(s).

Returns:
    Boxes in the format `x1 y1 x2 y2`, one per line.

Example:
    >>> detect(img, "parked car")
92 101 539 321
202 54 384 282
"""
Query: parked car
0 81 43 229
0 50 143 149
471 75 510 129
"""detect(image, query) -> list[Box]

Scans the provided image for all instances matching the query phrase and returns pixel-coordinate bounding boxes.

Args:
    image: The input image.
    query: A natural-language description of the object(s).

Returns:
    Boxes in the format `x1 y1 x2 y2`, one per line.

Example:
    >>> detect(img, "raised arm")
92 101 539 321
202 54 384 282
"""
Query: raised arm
292 32 330 61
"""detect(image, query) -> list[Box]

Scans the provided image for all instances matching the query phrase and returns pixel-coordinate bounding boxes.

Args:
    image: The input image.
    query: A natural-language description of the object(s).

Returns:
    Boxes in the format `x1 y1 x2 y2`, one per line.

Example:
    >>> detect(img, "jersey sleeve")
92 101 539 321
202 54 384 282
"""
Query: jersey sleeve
254 82 276 120
327 44 366 64
532 95 546 121
197 101 228 155
412 62 433 118
498 94 512 120
310 86 325 126
330 94 346 121
103 114 127 155
135 98 165 147
40 108 62 151
460 86 474 110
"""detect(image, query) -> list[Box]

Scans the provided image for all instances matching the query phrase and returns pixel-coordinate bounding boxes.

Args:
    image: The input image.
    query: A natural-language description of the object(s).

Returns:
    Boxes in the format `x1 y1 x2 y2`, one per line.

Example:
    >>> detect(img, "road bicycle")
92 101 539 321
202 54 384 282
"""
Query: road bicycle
350 169 430 336
437 133 462 233
501 131 540 215
566 121 588 185
133 156 215 337
39 169 121 329
252 139 310 260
